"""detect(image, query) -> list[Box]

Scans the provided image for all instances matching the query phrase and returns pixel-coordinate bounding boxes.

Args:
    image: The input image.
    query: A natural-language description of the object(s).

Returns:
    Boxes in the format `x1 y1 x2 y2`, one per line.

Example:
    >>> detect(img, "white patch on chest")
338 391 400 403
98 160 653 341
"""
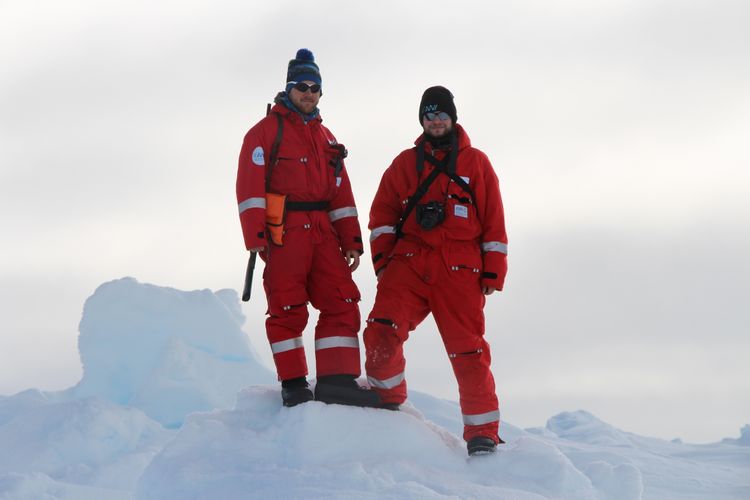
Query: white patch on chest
454 204 469 219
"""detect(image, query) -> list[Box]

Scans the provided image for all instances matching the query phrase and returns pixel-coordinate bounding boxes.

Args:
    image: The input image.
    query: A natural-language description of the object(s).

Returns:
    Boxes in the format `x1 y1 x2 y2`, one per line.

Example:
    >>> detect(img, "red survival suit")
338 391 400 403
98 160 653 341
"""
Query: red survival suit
236 102 365 381
363 124 508 442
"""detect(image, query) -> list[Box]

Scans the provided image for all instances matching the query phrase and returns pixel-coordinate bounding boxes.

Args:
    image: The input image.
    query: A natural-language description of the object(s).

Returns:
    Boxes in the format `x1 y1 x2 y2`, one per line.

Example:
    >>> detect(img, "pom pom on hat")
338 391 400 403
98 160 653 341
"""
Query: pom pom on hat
295 48 315 61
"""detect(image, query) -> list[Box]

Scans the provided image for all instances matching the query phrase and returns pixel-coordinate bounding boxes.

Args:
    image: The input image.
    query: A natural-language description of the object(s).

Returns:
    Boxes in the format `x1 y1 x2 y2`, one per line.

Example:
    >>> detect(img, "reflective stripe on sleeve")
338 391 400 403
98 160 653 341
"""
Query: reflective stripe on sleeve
367 371 405 390
462 410 500 426
369 225 396 242
482 241 508 254
270 337 304 354
315 336 360 350
238 197 266 214
329 206 358 222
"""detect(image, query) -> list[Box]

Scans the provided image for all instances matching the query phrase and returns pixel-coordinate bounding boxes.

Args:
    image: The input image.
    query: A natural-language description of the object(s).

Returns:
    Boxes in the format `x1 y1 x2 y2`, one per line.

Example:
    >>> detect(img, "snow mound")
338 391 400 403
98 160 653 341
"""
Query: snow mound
581 461 643 500
0 395 172 494
70 277 275 427
0 472 132 500
136 385 601 500
723 424 750 446
0 389 59 427
2 278 749 499
546 410 634 447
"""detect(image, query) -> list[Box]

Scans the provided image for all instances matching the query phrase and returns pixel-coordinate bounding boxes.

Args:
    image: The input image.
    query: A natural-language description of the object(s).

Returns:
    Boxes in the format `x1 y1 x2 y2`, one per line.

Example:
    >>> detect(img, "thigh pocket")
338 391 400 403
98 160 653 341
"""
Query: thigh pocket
388 240 427 275
444 250 482 283
325 280 361 322
267 289 309 316
446 338 487 363
337 280 361 304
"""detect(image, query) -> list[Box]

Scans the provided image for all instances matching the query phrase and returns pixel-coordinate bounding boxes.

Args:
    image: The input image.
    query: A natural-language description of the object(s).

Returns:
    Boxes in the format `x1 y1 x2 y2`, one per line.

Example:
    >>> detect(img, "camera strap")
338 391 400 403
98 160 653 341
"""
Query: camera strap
423 154 476 204
416 131 475 202
394 146 442 239
394 132 473 239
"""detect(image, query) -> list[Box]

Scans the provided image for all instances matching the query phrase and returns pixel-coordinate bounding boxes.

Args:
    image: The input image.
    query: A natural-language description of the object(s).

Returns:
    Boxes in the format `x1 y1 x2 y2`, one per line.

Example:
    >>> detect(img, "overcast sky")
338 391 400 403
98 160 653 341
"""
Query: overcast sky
2 0 748 443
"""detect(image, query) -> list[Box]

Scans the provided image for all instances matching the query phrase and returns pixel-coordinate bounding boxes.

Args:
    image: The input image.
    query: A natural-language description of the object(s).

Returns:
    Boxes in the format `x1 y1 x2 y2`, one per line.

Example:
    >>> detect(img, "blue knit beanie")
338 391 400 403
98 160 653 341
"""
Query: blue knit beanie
286 48 322 92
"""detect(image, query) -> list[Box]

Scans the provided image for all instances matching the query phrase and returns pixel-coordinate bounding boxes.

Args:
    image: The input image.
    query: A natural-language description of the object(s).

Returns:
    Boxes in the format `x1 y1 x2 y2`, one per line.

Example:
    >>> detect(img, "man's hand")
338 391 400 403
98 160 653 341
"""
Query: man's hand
482 286 497 296
344 250 360 271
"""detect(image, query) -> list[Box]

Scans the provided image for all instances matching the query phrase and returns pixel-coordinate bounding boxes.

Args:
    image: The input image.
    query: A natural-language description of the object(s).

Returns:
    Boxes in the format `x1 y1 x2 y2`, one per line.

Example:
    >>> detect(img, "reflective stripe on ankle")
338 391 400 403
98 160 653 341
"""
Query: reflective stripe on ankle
463 410 500 426
367 371 405 390
314 336 360 350
271 337 304 354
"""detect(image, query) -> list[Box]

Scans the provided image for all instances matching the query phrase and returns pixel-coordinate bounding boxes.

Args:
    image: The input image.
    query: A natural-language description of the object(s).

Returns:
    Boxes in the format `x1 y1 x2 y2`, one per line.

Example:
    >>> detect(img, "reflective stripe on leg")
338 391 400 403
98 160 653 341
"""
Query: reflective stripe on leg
367 371 405 390
270 337 304 354
315 336 360 350
462 410 500 426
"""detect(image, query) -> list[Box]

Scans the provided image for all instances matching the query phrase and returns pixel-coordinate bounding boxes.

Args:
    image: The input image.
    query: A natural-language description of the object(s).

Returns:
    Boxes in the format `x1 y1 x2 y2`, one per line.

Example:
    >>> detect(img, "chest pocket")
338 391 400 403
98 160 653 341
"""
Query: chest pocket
270 149 309 195
446 196 474 226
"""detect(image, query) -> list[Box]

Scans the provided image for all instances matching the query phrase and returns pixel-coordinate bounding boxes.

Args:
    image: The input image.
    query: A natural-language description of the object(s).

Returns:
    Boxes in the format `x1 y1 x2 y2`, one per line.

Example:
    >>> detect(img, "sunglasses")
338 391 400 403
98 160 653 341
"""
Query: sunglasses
291 81 321 93
424 111 451 121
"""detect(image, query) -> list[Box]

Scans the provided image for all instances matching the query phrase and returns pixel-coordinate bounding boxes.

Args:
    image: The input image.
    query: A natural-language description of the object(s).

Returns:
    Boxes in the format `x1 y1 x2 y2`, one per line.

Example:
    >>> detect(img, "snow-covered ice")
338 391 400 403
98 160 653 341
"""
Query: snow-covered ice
70 278 276 427
1 278 748 499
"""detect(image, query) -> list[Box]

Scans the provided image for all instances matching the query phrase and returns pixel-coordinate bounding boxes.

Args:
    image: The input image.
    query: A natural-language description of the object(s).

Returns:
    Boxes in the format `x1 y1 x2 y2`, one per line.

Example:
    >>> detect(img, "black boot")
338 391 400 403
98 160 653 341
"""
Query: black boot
314 374 382 408
467 436 499 456
281 377 314 407
378 403 401 411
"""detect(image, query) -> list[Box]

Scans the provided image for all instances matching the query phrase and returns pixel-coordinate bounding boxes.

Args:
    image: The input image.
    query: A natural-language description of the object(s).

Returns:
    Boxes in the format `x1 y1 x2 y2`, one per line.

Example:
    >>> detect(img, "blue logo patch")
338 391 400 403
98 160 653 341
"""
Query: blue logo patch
252 146 265 166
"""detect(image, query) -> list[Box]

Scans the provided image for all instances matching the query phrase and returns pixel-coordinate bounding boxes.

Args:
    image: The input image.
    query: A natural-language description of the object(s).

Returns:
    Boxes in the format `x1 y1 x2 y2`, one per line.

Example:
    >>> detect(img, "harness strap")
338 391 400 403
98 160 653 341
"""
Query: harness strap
265 112 284 193
329 143 347 177
394 157 442 239
423 153 476 203
394 131 469 240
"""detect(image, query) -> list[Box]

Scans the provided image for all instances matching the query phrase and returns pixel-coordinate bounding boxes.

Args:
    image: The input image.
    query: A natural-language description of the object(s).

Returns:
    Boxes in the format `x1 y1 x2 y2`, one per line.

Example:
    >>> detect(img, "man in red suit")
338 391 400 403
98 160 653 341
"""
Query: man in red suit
236 49 379 409
363 86 508 455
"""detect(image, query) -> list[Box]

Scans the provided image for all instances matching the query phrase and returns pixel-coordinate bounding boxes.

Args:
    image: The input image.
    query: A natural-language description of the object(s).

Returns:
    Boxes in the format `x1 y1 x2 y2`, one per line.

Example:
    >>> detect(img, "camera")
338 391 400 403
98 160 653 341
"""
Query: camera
416 201 445 230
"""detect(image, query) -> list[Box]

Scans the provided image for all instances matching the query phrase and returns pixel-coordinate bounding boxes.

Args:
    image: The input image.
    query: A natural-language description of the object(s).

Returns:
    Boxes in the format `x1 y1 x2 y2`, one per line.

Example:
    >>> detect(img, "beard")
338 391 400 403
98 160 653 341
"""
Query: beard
424 124 454 148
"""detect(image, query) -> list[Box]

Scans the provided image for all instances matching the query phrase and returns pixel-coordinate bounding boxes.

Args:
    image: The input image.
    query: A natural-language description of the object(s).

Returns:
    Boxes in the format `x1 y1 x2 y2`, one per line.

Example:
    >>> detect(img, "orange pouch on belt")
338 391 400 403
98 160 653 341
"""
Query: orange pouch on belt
265 192 287 246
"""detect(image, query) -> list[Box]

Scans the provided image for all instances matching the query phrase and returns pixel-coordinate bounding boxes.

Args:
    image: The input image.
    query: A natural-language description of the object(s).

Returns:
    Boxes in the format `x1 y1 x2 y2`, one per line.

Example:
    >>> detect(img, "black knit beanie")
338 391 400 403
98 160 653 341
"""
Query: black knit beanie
418 86 457 124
